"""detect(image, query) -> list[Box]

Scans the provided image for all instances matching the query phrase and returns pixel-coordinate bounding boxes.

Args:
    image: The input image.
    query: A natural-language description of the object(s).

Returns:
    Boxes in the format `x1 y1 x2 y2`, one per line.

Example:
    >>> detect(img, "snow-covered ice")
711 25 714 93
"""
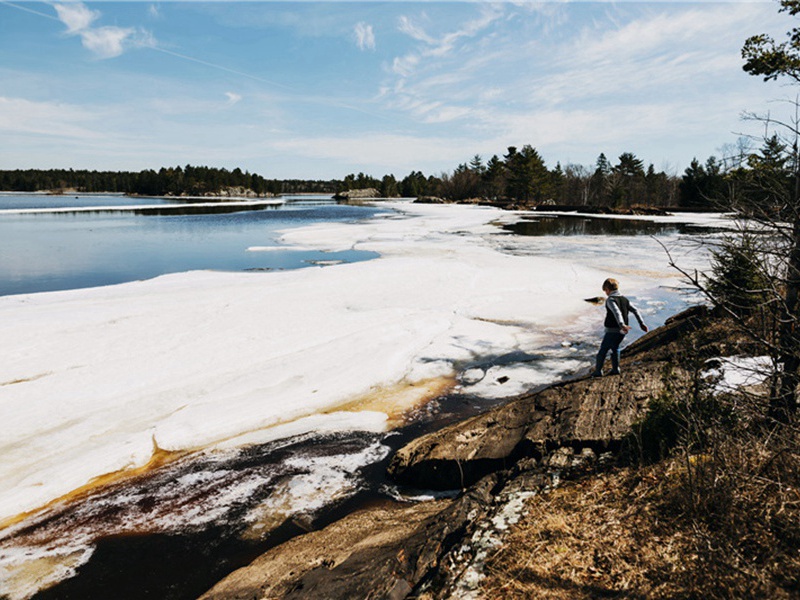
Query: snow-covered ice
0 202 730 528
0 199 284 215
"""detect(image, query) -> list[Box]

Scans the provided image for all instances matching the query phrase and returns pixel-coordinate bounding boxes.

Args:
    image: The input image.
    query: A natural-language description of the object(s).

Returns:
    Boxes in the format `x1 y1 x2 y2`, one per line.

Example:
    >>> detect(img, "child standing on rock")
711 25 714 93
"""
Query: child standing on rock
593 278 648 377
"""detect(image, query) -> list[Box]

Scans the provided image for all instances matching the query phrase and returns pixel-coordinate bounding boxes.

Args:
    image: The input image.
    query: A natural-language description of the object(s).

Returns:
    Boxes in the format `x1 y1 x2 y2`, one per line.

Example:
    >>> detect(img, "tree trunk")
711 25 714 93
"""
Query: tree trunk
774 169 800 422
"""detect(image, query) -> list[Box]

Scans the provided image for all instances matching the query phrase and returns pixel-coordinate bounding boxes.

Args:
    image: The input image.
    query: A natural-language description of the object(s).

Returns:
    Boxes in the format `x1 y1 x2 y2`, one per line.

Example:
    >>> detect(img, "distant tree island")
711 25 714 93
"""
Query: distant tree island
0 138 775 211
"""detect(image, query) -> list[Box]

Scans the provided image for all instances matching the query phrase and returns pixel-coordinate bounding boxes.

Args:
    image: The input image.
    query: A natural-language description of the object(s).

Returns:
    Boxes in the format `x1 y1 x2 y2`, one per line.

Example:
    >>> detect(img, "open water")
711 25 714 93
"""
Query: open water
0 194 383 297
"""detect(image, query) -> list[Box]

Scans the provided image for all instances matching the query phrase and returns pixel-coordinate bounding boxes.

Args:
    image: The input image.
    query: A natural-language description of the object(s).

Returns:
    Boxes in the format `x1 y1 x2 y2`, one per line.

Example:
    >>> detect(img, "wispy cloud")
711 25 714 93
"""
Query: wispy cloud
397 16 437 46
225 91 242 105
80 27 137 59
272 132 465 174
386 5 505 122
526 2 773 108
53 2 153 59
382 3 779 134
394 5 503 72
0 96 101 139
354 22 375 51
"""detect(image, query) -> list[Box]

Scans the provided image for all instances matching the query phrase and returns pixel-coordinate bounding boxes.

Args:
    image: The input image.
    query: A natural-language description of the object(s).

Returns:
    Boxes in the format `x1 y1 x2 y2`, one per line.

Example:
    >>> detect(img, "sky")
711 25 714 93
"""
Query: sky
0 1 795 180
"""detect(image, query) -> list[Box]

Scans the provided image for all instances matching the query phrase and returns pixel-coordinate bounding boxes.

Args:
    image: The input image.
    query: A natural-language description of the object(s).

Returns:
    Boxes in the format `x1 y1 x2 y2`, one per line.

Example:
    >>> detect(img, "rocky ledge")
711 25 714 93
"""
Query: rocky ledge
200 305 749 599
333 188 380 200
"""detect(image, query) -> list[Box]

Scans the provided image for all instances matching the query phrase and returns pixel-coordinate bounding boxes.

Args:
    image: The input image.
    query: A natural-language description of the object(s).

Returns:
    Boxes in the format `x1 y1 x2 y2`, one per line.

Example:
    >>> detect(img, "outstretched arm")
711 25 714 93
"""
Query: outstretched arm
630 303 648 332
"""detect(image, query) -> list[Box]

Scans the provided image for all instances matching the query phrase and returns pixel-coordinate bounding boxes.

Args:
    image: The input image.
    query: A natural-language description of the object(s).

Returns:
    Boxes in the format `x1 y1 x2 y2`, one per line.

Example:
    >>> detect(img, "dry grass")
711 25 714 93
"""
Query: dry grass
482 430 800 600
481 314 800 599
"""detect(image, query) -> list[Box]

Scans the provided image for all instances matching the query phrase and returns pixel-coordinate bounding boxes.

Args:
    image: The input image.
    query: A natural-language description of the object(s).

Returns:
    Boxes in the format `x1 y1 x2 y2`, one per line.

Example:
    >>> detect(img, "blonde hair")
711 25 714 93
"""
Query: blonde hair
603 278 619 292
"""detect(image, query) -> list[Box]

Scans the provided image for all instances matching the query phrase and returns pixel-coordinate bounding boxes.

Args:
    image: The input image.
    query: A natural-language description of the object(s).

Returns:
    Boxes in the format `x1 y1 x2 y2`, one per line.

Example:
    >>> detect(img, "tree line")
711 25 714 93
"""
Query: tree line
343 140 795 211
0 141 791 211
0 166 341 197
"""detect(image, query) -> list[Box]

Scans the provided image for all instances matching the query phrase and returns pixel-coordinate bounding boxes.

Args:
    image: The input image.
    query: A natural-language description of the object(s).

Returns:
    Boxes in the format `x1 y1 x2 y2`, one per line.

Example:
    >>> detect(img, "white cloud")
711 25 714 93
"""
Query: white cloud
53 3 98 34
397 6 502 59
225 92 243 105
354 22 375 51
79 26 136 59
392 54 420 77
53 2 154 59
521 3 777 109
380 1 784 143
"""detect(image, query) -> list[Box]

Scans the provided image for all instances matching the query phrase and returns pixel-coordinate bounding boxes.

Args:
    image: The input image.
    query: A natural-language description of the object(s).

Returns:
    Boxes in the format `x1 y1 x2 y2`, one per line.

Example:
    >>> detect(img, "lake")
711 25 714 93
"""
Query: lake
0 194 384 297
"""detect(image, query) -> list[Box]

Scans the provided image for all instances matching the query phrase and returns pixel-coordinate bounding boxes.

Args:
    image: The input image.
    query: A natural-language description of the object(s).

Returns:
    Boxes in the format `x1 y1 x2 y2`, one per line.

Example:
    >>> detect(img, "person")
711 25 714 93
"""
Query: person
592 278 648 377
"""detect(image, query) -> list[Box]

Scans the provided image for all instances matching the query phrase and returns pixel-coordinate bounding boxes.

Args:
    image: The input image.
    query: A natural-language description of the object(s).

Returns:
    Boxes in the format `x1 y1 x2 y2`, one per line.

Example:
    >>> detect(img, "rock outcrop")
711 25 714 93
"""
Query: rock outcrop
387 361 676 491
200 305 742 599
200 454 603 600
386 306 710 491
199 500 453 600
333 188 380 200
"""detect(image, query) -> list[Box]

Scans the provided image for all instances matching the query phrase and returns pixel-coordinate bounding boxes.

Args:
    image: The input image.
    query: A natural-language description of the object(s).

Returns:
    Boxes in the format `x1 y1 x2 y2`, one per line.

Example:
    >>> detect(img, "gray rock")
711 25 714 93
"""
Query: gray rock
333 188 380 200
199 477 501 600
387 360 684 490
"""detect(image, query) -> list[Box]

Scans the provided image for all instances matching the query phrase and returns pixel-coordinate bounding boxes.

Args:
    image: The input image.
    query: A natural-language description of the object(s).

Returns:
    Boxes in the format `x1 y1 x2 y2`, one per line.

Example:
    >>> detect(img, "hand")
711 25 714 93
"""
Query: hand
642 325 649 332
622 325 632 333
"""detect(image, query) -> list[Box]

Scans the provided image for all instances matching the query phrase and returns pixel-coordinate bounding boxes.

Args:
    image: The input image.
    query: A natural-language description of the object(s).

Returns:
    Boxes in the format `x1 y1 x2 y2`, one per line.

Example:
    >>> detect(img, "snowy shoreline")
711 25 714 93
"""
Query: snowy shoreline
0 202 731 527
0 199 284 215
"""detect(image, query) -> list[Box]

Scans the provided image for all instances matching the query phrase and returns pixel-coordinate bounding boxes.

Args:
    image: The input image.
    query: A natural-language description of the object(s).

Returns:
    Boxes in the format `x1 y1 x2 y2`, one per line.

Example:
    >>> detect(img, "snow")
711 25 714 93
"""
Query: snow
0 202 726 526
705 355 774 395
246 245 318 252
0 199 283 215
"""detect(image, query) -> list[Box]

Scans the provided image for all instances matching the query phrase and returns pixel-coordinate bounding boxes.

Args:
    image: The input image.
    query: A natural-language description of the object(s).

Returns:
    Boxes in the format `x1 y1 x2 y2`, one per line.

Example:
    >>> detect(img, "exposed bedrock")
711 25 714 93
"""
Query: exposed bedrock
385 305 711 491
200 305 756 599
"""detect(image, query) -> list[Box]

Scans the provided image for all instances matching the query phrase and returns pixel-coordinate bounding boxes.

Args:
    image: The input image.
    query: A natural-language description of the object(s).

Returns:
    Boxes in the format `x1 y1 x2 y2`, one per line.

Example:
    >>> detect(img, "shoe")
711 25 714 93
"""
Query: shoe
591 371 603 378
608 370 621 376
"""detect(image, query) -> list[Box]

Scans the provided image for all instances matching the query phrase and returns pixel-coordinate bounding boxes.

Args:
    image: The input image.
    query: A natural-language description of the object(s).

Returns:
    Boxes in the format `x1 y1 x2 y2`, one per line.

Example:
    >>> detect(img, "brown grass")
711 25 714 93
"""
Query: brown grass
482 430 800 600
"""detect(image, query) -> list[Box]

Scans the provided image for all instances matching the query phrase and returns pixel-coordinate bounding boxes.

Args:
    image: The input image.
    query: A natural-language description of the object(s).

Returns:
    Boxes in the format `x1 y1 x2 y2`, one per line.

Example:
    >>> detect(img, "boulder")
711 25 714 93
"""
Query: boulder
333 188 380 200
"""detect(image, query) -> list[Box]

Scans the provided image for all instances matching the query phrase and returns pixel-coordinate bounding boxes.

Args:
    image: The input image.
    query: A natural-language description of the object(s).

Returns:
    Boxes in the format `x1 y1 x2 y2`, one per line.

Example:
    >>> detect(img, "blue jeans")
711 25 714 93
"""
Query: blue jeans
594 331 626 375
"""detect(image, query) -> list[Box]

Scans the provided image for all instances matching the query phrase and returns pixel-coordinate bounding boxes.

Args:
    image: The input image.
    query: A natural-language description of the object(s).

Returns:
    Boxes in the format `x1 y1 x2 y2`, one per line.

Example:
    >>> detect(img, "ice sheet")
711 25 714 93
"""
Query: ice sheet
0 202 719 525
0 199 284 215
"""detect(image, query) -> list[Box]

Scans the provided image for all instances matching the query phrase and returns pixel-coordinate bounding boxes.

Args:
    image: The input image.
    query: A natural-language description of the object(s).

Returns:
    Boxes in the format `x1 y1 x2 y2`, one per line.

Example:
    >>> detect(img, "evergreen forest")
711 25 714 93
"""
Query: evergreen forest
0 136 785 211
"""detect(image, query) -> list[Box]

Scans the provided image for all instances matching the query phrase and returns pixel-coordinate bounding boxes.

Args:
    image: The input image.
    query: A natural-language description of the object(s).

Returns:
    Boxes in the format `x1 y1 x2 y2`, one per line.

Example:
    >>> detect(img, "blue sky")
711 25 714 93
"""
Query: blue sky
0 1 793 179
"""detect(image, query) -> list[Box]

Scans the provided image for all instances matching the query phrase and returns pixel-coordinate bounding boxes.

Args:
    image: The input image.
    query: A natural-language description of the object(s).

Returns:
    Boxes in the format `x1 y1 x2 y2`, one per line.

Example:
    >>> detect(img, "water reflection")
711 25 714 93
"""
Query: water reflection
503 215 723 236
115 202 281 216
0 195 384 297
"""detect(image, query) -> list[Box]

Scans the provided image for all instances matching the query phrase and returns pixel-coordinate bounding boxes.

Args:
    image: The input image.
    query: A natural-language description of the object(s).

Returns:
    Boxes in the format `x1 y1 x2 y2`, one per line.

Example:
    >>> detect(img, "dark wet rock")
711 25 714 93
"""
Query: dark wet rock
198 497 457 600
621 304 709 360
199 459 599 600
529 204 673 216
413 196 448 204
